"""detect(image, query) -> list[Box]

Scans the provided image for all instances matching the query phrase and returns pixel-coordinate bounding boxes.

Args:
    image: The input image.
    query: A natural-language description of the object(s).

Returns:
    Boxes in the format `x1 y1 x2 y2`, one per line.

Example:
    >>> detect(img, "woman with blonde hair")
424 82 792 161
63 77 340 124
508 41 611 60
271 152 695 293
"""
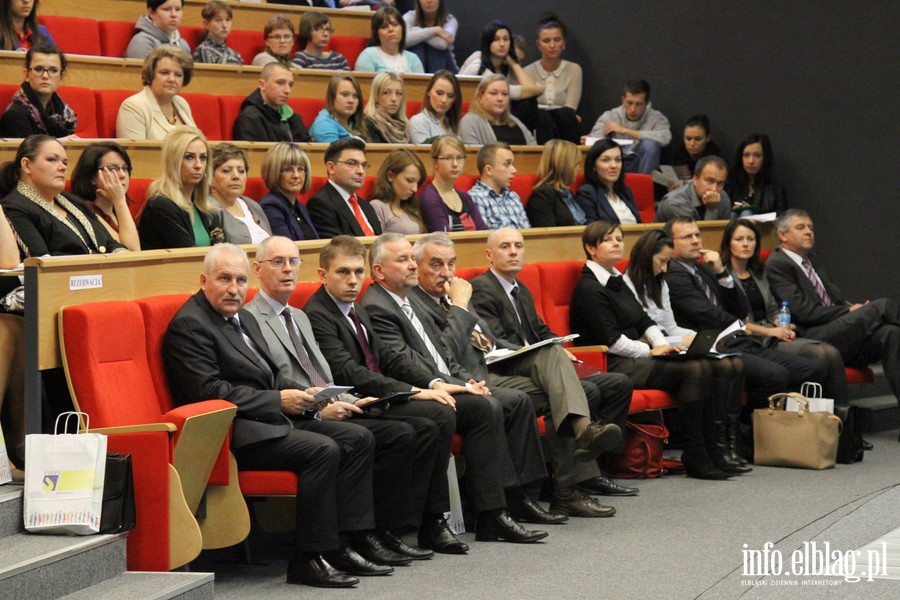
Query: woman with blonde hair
458 74 535 146
138 126 224 249
418 135 486 232
259 142 318 241
309 74 369 143
369 148 425 234
363 71 410 144
526 139 586 227
408 70 462 144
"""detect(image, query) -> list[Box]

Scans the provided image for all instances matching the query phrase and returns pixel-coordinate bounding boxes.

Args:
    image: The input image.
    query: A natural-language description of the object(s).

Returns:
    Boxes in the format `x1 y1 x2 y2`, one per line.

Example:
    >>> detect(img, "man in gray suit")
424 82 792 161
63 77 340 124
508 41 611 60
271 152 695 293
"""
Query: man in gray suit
245 236 437 567
655 156 733 222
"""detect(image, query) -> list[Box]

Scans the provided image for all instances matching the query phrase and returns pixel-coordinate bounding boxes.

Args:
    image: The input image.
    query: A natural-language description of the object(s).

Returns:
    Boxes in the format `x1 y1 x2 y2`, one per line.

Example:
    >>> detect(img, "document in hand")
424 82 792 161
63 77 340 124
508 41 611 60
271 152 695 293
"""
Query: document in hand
485 334 580 365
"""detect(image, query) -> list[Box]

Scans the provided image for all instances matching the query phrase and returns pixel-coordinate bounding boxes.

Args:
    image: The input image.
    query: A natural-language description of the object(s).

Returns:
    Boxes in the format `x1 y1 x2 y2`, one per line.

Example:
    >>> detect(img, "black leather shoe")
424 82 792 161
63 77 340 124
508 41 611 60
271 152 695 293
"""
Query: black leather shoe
418 516 469 554
352 532 413 566
579 474 640 496
287 554 359 588
475 510 548 543
574 422 623 462
508 496 568 524
380 530 434 560
862 438 874 451
323 547 394 576
707 445 752 475
681 448 732 481
550 488 616 518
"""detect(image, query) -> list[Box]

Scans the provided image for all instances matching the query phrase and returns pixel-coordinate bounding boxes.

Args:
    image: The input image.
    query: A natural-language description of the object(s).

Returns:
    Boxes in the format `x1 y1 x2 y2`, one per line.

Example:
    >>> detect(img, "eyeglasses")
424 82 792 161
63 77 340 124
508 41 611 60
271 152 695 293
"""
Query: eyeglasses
267 33 294 42
678 232 703 240
28 66 61 76
315 25 334 34
260 257 302 269
102 165 132 174
280 165 308 175
436 155 464 163
335 160 370 171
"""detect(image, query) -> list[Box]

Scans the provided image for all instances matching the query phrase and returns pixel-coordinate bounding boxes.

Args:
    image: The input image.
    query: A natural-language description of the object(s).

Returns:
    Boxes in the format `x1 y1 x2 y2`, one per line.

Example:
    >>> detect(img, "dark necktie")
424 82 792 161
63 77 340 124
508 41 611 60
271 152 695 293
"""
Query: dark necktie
606 275 624 291
801 256 833 307
510 286 538 345
281 308 328 387
692 268 719 307
349 195 375 236
348 306 381 374
227 317 274 387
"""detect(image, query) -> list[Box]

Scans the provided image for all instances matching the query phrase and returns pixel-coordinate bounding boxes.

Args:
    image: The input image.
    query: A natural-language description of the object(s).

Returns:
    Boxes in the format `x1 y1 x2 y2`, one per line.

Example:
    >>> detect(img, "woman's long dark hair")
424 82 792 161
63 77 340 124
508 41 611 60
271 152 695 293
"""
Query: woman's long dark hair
0 0 49 51
729 133 775 194
583 139 627 196
626 229 674 308
478 20 515 76
721 218 765 275
70 142 134 204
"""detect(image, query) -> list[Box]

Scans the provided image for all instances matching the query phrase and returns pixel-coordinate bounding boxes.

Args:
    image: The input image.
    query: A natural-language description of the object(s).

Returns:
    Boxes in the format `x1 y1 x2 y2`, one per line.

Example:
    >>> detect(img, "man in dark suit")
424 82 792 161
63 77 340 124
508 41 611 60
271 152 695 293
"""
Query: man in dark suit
245 236 436 564
766 209 900 411
664 217 825 411
162 244 372 589
306 137 382 238
469 228 638 516
359 233 557 543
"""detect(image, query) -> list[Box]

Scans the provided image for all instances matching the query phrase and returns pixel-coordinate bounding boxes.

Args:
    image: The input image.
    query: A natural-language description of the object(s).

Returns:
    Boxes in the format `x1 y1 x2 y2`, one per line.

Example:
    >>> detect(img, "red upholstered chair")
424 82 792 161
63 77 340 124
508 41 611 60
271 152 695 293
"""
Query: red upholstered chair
329 36 368 67
290 282 322 311
300 176 329 204
406 100 422 119
217 95 245 140
178 26 203 50
64 87 99 138
99 20 138 58
59 301 242 571
624 173 655 222
181 93 223 140
128 178 153 221
510 174 538 205
0 84 18 112
455 174 478 193
455 266 486 281
243 178 268 203
95 88 134 138
226 29 261 64
39 16 102 56
287 97 326 130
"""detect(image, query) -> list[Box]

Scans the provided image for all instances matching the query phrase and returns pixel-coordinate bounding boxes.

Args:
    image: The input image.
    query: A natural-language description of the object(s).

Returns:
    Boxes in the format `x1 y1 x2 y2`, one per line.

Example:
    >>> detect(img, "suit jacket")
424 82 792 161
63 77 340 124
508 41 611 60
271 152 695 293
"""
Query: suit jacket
654 182 732 223
526 184 578 228
214 196 272 245
304 285 432 396
259 190 319 241
360 283 473 384
764 247 850 330
574 182 641 224
163 292 305 449
115 86 196 140
244 293 334 388
665 260 750 331
307 182 382 239
138 194 224 250
470 269 556 347
726 265 780 325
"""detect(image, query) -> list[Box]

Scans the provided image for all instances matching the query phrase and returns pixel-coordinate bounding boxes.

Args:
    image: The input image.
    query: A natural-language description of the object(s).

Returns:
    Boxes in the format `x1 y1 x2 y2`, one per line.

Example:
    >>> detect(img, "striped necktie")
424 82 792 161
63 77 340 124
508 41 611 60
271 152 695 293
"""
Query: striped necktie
281 308 328 387
402 302 450 374
801 257 832 307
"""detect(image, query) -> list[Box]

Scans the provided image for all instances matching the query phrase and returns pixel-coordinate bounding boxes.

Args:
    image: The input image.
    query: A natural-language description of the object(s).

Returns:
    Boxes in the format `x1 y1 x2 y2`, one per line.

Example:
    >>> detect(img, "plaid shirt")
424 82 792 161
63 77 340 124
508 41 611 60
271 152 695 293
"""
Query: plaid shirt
192 38 244 66
468 180 531 230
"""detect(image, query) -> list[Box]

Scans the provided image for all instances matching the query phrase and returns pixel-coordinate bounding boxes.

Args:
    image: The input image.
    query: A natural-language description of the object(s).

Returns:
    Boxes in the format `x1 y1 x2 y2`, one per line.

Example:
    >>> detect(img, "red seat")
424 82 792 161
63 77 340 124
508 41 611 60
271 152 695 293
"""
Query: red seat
510 173 538 205
39 16 102 56
128 178 153 221
226 29 261 64
0 84 18 113
455 175 478 193
299 176 329 204
406 100 422 119
181 93 223 140
329 35 368 68
624 173 655 222
290 282 322 311
99 20 137 58
178 26 203 51
217 95 245 141
95 88 134 138
243 177 268 203
845 367 874 384
64 86 99 138
287 97 326 130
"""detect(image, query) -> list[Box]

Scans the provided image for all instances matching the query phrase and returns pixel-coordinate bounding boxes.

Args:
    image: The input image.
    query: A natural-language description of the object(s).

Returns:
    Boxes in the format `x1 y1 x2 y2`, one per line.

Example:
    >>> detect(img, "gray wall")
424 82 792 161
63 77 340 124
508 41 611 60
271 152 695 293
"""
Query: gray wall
452 1 899 300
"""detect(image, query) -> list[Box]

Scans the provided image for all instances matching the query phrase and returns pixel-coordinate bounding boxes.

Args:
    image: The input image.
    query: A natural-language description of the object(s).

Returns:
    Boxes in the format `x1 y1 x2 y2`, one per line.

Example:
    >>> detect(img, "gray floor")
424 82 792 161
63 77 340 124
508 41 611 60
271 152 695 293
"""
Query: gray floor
199 429 900 600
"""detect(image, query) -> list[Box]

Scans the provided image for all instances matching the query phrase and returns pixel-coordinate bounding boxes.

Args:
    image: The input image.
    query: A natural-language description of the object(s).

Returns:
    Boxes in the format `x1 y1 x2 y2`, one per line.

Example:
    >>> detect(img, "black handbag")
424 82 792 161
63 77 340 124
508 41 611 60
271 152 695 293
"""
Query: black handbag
100 453 136 534
834 405 865 464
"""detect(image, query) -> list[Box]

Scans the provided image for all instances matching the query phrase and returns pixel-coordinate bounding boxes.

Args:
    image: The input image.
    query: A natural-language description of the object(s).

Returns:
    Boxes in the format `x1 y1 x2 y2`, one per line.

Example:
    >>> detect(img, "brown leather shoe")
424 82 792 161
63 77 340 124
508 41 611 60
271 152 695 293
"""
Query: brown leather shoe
550 487 616 518
574 422 623 462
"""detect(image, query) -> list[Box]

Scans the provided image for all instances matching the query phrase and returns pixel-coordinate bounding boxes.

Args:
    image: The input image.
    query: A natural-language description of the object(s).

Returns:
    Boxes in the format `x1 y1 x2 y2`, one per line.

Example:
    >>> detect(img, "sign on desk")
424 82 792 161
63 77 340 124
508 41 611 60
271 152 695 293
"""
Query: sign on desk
69 275 103 291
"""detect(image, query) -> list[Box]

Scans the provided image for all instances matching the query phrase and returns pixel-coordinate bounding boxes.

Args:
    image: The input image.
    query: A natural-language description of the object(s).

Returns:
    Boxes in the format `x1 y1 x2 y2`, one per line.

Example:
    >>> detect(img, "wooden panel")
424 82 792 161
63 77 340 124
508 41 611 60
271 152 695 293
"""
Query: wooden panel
0 52 479 108
41 0 374 38
0 140 552 180
25 222 772 371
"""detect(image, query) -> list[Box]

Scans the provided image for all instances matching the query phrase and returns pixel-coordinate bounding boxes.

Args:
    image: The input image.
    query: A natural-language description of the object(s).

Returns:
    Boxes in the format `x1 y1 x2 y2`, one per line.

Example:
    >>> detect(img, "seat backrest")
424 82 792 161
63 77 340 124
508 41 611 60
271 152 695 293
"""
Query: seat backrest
287 97 326 130
0 84 18 112
128 178 153 220
217 95 245 140
136 294 193 414
60 301 165 427
40 16 102 56
243 177 267 203
178 26 203 51
406 100 422 119
329 36 368 67
624 173 655 222
455 175 478 193
95 88 134 138
510 173 538 205
226 29 260 64
289 282 321 310
64 86 99 138
99 20 137 58
182 93 223 140
299 175 329 204
455 266 486 281
517 263 545 322
537 261 583 336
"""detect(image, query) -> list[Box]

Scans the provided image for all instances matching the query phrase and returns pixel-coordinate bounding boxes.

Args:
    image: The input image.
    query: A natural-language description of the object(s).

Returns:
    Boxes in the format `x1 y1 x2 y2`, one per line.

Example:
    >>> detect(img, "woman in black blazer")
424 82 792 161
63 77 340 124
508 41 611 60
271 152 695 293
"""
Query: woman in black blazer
526 139 587 227
259 143 319 241
138 127 224 250
570 220 741 480
574 139 641 225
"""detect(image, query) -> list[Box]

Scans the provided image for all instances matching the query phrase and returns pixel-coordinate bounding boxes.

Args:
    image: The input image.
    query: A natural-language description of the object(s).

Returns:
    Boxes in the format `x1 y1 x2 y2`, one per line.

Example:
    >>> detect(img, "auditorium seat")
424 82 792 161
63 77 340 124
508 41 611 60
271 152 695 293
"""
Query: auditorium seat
328 36 368 68
624 173 655 222
406 100 422 119
129 178 153 220
287 97 326 130
178 26 203 51
181 93 223 140
226 29 261 64
96 88 134 138
510 173 538 204
0 84 18 112
64 86 99 138
39 16 102 56
99 20 137 58
243 177 268 202
217 95 245 140
455 174 479 193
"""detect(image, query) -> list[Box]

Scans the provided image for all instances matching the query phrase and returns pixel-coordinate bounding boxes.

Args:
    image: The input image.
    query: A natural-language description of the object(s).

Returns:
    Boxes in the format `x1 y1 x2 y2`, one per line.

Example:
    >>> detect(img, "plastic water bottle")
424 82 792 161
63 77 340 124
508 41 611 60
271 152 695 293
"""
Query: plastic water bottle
777 301 791 329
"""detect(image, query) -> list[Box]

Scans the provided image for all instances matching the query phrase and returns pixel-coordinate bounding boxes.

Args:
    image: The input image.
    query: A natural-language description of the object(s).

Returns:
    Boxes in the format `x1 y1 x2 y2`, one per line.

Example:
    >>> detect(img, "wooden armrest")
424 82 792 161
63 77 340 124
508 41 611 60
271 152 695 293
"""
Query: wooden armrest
574 345 609 353
89 423 177 434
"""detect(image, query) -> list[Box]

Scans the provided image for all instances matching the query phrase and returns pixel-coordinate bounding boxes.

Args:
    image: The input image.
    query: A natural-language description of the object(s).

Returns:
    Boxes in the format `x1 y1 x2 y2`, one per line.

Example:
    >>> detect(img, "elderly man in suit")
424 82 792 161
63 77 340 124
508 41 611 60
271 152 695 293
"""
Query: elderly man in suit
162 243 372 589
766 209 900 415
245 236 437 566
468 228 638 513
307 137 382 238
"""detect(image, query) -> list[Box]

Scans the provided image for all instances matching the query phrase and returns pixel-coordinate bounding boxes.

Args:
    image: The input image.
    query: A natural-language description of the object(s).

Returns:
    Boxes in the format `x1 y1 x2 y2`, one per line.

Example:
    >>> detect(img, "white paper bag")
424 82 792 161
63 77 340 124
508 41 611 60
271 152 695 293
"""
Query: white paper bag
786 382 834 414
445 454 465 535
24 412 106 535
0 424 11 485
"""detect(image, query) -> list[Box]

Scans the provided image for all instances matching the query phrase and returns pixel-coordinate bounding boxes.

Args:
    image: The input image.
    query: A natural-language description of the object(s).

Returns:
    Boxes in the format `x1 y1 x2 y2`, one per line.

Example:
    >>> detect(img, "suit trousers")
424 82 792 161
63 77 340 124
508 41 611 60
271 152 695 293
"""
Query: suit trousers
484 385 548 489
740 346 826 409
233 419 374 553
452 393 508 513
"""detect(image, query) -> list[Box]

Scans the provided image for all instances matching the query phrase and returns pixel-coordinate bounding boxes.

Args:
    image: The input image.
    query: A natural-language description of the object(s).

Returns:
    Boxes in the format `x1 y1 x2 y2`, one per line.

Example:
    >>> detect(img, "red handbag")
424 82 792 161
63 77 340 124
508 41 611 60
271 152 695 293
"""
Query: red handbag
600 421 670 479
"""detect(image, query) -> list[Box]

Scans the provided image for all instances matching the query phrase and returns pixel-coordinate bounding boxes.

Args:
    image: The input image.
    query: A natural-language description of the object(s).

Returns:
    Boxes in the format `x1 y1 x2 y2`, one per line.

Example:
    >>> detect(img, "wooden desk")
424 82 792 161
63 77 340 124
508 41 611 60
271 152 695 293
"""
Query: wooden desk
42 0 374 38
0 140 553 180
0 53 478 103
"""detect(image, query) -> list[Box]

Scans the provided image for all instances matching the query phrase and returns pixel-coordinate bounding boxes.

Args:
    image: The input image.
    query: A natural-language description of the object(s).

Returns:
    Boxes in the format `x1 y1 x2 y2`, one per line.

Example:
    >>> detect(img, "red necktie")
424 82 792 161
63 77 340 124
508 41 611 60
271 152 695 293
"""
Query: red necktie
349 195 375 236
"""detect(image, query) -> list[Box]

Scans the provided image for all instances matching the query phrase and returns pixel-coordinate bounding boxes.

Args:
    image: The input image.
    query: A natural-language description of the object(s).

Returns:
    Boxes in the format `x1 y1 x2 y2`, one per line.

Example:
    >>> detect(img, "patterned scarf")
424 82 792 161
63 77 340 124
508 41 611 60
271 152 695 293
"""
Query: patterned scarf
368 105 409 144
11 83 77 137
